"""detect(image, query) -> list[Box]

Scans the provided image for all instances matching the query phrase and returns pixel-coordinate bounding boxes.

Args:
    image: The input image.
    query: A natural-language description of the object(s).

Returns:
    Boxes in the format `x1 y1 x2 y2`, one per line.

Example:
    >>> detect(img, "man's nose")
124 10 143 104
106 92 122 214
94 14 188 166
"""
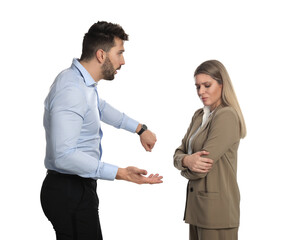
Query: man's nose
120 56 125 65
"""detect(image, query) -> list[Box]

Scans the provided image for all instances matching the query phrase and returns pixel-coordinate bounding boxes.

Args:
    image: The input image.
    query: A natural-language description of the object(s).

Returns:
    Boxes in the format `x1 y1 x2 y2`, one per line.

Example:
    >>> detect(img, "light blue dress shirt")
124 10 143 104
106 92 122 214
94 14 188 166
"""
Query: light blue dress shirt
44 59 139 180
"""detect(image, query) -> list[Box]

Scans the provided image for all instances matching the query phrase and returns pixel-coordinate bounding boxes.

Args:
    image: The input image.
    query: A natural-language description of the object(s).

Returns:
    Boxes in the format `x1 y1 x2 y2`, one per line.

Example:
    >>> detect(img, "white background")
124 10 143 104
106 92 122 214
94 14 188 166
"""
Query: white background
1 0 282 239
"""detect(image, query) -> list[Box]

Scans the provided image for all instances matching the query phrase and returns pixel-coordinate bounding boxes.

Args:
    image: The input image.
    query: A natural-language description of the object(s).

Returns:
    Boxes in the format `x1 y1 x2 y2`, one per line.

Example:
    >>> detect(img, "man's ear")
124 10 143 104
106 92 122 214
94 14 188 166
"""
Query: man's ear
96 49 106 63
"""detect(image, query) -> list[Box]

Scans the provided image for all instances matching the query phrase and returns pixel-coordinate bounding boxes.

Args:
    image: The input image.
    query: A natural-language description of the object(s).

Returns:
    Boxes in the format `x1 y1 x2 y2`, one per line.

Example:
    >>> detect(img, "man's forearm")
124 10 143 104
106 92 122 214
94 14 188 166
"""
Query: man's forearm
115 168 128 181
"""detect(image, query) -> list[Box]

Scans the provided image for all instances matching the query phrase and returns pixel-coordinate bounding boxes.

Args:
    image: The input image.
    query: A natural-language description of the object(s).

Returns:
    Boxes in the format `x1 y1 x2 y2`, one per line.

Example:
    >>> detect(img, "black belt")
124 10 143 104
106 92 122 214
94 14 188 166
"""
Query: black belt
47 169 63 175
47 170 79 177
47 170 96 181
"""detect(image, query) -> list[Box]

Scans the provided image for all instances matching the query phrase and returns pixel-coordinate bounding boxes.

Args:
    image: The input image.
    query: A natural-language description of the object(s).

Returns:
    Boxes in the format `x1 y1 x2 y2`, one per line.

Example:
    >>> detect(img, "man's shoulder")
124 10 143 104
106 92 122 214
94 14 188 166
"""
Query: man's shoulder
46 68 85 101
54 68 82 88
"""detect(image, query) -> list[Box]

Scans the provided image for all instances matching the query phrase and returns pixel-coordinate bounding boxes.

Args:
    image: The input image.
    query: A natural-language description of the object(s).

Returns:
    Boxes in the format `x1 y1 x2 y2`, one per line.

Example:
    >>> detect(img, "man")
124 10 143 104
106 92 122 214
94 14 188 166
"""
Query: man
40 21 163 240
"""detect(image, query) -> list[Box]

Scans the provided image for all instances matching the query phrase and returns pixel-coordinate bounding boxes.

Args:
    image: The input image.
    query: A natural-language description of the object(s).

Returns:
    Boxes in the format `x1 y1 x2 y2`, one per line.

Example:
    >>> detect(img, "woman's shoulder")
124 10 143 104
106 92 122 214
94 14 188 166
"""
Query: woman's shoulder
213 105 239 122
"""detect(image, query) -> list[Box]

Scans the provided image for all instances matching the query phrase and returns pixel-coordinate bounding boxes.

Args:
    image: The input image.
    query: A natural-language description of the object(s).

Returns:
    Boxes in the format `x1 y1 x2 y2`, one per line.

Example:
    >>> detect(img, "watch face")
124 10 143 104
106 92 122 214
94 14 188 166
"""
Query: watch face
142 124 147 130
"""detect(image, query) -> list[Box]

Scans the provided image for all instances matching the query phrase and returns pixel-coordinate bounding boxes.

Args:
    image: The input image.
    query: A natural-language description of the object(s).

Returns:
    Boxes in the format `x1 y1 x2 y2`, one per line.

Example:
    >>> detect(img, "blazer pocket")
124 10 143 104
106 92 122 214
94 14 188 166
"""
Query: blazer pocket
195 191 228 227
197 191 219 199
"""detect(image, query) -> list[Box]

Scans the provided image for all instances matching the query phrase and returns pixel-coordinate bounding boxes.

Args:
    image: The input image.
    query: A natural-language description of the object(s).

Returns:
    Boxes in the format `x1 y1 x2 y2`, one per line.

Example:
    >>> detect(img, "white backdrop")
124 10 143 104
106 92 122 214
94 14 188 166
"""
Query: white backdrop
1 0 282 239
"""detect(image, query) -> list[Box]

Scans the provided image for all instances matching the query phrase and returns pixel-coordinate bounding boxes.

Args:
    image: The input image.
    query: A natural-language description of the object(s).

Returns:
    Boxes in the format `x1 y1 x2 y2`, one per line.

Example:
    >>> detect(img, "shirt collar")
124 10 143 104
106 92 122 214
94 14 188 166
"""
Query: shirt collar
71 58 97 87
203 106 211 115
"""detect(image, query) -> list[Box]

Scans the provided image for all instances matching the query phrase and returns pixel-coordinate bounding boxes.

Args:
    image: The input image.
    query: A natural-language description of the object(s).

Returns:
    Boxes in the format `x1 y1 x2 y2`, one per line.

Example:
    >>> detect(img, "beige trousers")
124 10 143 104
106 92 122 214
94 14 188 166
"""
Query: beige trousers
190 225 238 240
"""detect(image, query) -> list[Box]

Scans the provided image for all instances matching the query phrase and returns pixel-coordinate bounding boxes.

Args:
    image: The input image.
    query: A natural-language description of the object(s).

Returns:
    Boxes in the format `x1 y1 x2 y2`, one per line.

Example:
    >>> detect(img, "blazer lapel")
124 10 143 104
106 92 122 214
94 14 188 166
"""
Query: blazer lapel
185 111 203 151
189 105 224 152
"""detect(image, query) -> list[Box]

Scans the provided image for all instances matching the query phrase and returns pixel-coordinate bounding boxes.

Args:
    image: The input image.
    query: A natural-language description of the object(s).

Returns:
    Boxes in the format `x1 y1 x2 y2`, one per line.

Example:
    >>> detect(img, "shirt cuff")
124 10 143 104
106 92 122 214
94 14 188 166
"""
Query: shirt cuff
121 115 139 133
98 162 119 181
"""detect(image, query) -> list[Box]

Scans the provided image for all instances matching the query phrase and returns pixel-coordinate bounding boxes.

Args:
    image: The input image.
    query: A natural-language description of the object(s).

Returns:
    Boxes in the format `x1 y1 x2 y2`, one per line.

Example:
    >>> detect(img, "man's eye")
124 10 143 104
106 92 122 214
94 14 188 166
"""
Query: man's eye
205 85 211 88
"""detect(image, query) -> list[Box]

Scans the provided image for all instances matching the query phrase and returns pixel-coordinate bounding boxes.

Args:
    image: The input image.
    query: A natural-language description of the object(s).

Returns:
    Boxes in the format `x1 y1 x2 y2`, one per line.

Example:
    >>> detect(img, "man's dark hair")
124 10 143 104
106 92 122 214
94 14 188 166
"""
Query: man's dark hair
80 21 129 61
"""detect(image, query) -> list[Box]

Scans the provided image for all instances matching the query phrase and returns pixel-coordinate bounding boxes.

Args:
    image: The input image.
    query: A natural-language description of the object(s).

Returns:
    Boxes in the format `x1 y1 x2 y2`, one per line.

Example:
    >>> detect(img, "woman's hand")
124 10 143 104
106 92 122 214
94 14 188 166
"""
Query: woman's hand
182 151 213 173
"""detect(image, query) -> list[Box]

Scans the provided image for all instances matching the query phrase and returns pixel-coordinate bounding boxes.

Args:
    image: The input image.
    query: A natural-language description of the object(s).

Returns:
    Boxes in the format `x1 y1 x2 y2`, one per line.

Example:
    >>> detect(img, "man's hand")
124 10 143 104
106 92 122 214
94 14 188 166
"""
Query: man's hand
182 151 213 173
116 166 163 184
140 130 157 152
136 124 157 152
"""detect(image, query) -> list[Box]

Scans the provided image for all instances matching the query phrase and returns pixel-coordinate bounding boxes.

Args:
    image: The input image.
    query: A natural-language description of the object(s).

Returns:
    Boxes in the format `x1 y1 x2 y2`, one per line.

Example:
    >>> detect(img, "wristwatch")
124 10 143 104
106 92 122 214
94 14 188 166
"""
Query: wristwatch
137 124 147 135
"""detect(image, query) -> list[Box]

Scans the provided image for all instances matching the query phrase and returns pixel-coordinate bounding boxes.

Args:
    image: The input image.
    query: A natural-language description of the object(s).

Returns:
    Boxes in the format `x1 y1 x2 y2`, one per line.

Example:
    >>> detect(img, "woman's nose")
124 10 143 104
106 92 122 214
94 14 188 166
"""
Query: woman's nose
198 86 205 96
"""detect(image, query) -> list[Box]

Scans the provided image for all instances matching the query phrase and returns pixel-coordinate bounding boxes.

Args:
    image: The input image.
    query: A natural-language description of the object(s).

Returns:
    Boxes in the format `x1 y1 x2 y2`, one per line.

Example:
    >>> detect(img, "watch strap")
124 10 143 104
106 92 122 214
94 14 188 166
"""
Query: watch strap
137 124 147 135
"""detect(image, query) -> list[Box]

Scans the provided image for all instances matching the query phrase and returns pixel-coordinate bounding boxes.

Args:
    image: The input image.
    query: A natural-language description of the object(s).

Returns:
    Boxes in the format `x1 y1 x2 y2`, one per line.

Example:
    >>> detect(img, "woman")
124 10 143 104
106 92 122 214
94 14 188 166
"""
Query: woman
174 60 246 240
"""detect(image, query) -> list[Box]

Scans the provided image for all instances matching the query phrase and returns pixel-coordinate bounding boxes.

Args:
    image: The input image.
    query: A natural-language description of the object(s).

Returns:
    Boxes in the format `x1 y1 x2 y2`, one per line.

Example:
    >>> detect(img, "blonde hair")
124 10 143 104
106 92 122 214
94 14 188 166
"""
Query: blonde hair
194 60 247 138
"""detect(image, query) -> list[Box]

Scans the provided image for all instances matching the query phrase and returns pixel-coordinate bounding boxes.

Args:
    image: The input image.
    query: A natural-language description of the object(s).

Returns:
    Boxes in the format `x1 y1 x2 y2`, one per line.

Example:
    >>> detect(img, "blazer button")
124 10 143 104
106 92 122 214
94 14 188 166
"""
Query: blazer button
190 187 194 192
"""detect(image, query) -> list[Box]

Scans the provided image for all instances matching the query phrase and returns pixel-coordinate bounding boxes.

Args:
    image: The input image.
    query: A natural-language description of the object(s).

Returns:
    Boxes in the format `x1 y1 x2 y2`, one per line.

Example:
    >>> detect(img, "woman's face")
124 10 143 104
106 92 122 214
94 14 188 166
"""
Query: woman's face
195 73 223 111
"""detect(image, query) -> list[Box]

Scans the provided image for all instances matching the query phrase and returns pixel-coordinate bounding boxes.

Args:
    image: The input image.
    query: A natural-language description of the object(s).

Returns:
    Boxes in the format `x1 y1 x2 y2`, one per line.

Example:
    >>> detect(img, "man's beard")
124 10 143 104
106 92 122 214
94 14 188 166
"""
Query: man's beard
101 57 119 80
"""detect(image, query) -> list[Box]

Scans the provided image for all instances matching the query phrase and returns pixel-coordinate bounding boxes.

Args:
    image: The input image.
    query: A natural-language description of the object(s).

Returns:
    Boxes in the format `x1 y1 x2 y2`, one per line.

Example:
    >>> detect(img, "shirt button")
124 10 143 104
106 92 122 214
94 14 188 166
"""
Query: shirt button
190 187 194 192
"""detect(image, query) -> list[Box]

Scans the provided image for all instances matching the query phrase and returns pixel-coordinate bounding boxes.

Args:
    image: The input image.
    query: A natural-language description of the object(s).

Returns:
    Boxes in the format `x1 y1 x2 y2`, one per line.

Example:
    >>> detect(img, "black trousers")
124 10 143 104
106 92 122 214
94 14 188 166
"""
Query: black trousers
40 171 103 240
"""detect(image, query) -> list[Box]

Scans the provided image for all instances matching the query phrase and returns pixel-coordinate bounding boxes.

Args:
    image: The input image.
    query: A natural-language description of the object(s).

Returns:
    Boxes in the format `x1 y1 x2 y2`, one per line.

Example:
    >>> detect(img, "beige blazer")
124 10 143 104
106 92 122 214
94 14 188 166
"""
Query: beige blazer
174 105 241 229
